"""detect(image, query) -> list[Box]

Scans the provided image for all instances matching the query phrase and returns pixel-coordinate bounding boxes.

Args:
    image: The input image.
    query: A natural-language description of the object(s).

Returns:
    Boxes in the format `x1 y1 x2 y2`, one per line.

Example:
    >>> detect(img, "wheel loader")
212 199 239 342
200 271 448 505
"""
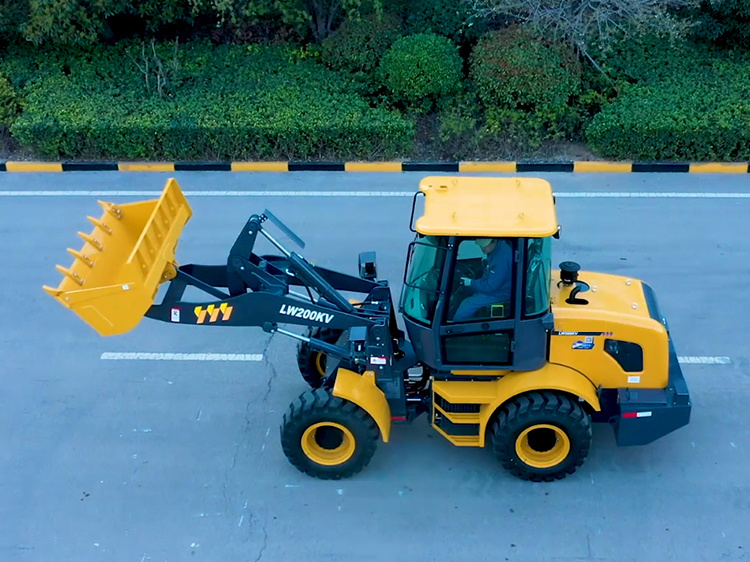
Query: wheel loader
44 176 691 482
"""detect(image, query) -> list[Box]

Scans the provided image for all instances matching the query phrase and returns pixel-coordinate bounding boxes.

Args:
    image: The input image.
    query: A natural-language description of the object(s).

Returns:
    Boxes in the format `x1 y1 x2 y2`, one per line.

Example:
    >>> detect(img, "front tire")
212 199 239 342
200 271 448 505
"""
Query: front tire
490 391 592 482
296 328 343 388
281 388 379 479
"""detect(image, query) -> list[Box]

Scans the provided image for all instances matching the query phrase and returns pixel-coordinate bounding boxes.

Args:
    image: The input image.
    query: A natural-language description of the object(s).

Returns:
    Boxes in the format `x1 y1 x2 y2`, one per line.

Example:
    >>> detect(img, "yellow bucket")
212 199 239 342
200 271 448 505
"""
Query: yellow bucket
44 178 193 336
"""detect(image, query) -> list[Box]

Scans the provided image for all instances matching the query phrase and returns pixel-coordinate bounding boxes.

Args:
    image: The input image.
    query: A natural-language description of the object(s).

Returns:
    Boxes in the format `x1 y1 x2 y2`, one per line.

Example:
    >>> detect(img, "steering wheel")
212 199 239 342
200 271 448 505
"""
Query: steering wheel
417 267 442 316
451 260 476 294
442 261 476 318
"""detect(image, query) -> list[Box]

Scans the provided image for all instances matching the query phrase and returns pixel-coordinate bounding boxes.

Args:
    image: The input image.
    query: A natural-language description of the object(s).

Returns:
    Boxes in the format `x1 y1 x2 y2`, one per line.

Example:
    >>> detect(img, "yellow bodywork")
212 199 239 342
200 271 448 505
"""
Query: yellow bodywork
44 178 192 336
333 369 392 442
434 363 600 446
437 270 668 447
550 270 669 389
415 176 559 237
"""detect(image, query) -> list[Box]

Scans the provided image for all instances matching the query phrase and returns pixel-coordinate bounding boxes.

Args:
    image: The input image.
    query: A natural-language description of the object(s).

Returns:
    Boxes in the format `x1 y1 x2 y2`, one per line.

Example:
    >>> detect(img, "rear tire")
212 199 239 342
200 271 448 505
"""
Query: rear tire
490 391 591 482
280 388 379 479
296 327 343 388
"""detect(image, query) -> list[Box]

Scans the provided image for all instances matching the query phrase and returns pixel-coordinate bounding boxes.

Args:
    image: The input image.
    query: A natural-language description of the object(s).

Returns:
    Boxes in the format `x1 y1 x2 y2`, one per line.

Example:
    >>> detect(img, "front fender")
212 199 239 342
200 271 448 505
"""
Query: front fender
333 368 392 442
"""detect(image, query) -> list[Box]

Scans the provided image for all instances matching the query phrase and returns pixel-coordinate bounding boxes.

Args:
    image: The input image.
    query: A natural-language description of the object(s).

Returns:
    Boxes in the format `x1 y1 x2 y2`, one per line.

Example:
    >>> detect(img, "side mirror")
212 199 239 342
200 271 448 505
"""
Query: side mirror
359 251 378 280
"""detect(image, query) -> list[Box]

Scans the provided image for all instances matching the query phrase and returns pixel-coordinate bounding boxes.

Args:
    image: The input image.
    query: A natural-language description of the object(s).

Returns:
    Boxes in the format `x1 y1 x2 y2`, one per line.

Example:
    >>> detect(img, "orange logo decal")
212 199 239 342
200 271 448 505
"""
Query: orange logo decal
194 302 234 324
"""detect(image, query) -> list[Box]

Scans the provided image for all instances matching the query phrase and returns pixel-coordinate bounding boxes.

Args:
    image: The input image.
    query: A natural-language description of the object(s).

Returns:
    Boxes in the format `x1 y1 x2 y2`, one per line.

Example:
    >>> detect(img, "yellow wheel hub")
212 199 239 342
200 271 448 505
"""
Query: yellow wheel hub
301 422 356 466
515 424 570 469
314 352 326 378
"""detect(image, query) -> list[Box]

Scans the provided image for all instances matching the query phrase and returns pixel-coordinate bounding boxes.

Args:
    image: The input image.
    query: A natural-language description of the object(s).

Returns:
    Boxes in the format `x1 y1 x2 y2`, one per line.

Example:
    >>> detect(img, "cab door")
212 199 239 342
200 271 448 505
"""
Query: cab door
434 237 553 372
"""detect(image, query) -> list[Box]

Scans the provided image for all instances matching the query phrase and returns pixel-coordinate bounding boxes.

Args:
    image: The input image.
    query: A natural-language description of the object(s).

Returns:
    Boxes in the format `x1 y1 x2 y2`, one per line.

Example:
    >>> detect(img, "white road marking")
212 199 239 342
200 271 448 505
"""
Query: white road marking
99 352 729 365
238 515 244 527
677 356 731 364
559 192 750 199
2 190 750 198
101 352 263 361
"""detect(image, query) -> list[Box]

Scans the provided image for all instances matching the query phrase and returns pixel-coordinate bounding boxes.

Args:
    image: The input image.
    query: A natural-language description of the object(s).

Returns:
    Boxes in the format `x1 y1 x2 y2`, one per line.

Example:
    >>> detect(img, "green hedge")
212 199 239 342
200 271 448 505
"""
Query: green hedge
4 42 414 159
378 33 463 112
586 60 750 161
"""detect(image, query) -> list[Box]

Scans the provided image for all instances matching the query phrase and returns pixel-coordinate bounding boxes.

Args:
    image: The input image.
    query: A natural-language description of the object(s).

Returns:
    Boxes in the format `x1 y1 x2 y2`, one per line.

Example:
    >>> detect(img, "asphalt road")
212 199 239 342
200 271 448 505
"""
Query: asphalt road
1 172 749 562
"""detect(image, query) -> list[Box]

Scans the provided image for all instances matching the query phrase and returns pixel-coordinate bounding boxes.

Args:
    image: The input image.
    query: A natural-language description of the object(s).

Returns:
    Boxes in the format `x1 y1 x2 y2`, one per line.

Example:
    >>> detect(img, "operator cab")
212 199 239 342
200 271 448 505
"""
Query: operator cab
399 177 557 374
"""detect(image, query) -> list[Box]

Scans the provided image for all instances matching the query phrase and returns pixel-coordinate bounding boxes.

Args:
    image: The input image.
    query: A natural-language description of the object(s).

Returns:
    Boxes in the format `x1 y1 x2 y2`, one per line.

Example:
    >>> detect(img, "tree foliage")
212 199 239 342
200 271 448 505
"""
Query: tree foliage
690 0 750 49
6 0 382 45
385 0 485 43
194 0 383 42
468 0 700 71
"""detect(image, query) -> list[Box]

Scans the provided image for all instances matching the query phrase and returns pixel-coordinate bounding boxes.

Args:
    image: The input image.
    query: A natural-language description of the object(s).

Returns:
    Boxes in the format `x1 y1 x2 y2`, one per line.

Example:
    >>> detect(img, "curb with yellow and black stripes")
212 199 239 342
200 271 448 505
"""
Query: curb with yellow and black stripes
1 160 749 173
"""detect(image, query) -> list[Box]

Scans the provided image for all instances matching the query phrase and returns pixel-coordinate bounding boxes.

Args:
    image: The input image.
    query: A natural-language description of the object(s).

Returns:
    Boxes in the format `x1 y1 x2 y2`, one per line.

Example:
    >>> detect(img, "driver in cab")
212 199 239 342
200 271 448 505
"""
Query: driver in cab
453 238 513 322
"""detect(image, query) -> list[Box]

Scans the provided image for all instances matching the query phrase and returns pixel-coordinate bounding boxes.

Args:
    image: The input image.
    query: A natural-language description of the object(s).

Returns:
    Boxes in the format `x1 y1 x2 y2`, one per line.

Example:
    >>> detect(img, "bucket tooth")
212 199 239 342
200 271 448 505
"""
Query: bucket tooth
56 265 84 286
78 232 104 251
87 216 113 235
67 248 94 268
98 201 123 220
43 285 61 297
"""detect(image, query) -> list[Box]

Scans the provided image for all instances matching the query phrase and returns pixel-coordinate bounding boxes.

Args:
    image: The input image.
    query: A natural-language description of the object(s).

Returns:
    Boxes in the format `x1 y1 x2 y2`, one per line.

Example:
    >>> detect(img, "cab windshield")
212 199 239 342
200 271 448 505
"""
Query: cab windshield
400 236 446 325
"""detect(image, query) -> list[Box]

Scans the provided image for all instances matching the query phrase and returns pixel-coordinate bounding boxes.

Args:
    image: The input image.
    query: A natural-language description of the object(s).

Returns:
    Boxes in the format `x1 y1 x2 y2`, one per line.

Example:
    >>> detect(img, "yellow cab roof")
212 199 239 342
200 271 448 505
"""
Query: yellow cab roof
414 176 558 237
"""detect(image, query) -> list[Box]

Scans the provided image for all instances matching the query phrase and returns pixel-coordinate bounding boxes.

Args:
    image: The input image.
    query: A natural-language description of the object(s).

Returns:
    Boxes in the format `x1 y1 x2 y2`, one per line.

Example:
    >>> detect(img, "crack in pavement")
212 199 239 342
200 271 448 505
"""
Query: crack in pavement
261 333 277 404
223 333 276 516
253 524 268 562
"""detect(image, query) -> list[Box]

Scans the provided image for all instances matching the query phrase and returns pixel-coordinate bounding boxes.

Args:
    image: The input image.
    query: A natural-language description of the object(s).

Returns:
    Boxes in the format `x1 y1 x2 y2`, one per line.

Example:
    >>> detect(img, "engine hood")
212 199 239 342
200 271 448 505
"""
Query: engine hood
548 270 671 390
550 270 661 328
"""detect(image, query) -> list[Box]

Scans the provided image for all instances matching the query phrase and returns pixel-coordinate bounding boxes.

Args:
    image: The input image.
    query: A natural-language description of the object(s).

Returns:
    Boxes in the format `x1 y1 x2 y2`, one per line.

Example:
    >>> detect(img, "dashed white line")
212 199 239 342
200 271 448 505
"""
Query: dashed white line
677 356 731 365
559 192 750 199
100 352 263 361
100 352 730 365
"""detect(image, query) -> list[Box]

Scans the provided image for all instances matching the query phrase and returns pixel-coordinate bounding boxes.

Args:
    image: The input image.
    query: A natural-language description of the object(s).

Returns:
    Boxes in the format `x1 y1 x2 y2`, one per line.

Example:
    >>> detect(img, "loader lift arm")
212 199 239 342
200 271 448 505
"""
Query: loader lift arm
144 208 392 333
